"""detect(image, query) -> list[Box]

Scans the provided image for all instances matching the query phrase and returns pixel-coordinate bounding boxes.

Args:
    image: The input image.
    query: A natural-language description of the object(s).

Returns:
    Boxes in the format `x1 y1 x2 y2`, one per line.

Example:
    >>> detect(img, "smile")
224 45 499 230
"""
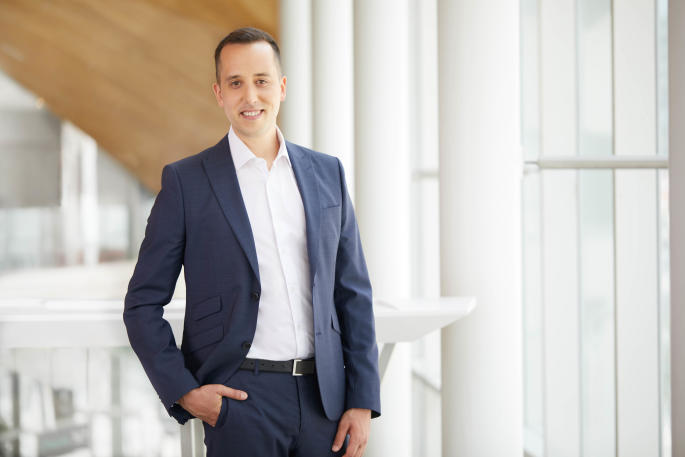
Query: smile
240 110 264 119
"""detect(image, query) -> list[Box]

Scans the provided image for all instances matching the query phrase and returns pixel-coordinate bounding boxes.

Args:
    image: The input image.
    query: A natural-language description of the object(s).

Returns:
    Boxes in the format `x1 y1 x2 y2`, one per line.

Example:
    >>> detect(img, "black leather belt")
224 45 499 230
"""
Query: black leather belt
240 357 316 376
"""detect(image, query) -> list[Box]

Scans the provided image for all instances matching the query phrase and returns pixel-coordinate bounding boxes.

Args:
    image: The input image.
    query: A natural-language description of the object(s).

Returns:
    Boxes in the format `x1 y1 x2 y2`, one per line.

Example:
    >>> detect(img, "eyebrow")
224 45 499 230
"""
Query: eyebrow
225 72 272 81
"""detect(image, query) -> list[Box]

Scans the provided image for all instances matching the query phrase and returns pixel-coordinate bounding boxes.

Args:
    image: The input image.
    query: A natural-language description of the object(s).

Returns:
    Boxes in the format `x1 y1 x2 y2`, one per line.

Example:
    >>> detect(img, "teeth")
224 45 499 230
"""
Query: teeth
242 110 261 117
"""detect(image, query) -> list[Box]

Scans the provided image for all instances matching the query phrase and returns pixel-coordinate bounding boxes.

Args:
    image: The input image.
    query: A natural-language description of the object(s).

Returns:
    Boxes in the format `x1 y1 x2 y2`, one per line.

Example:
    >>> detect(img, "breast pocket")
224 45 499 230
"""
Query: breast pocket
321 202 341 241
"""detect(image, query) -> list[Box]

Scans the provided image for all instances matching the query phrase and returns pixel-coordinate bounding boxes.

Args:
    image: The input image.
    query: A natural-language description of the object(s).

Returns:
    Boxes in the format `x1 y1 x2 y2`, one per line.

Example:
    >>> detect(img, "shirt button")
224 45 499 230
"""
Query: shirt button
242 342 251 350
251 291 260 301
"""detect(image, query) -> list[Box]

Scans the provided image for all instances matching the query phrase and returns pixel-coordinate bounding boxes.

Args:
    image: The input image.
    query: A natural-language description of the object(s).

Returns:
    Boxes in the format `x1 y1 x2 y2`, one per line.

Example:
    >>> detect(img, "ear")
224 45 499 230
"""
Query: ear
212 82 224 107
280 75 287 102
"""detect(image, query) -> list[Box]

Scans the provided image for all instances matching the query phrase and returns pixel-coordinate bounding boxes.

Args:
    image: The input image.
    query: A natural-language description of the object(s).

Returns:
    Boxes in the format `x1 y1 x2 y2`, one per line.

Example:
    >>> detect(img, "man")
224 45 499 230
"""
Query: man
123 27 380 457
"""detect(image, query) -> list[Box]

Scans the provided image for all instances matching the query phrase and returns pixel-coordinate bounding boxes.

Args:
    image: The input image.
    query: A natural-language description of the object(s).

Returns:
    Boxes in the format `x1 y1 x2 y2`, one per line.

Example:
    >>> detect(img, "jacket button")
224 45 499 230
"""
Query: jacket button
242 342 251 350
251 291 260 301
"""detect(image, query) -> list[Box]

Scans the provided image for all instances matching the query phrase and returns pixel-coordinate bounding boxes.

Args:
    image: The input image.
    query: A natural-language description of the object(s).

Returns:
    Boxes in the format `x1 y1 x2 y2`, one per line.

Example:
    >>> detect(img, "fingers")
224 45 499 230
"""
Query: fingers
217 384 248 401
342 434 367 457
209 395 222 427
333 418 369 457
341 434 364 457
339 412 369 457
206 384 246 427
341 442 361 457
331 419 350 453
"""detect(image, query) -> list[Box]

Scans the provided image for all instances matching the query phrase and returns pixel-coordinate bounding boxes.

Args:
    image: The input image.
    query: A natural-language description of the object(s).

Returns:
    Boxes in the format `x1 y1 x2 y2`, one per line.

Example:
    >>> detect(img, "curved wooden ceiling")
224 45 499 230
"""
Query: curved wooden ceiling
0 0 278 192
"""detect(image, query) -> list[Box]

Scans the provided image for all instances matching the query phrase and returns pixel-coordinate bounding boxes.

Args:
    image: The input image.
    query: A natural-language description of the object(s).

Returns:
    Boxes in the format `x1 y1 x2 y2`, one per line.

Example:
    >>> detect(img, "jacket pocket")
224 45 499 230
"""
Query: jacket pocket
322 200 341 208
191 295 222 321
186 324 224 352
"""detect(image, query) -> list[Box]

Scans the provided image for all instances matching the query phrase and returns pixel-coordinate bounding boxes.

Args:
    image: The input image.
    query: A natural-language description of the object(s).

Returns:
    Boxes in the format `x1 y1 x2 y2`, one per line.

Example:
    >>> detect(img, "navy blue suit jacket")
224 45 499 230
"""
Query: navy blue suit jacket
123 133 381 425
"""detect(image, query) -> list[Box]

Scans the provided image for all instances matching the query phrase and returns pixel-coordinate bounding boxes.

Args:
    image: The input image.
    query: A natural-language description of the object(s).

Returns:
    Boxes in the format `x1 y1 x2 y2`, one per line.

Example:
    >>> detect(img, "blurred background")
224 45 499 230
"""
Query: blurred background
0 0 683 456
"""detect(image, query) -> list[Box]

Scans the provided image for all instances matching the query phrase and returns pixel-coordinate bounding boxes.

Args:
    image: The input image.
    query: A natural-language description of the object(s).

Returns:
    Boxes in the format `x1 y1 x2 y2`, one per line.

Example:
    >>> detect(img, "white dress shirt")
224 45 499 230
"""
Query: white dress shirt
227 126 314 361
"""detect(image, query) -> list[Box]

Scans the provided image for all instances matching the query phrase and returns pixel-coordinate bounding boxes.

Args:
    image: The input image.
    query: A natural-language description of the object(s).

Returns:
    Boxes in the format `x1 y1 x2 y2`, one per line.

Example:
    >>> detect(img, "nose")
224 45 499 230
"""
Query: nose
244 83 258 105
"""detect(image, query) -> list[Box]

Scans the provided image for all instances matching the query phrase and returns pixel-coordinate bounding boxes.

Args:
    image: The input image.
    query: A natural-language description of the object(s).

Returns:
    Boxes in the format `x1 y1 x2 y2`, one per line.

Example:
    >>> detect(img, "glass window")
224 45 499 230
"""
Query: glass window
521 1 670 456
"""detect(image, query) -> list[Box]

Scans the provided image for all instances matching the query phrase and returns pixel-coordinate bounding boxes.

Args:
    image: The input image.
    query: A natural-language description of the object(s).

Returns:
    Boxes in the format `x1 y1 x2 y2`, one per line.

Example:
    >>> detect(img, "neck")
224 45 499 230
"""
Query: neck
236 128 280 162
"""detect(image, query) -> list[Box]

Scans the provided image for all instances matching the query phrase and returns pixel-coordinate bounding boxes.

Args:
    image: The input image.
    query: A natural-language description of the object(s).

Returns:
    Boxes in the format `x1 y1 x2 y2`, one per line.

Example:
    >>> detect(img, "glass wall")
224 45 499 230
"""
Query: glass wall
0 347 182 457
0 70 166 457
521 1 670 456
0 70 153 272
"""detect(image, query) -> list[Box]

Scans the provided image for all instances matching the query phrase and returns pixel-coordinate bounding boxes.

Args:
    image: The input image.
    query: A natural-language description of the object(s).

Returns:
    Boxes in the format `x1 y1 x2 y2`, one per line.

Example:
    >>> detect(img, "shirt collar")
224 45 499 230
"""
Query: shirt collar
227 125 290 171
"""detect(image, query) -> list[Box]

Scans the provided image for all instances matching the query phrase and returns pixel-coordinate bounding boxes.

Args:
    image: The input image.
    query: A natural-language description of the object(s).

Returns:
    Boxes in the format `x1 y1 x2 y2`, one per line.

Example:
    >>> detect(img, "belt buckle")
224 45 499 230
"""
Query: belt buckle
292 359 303 376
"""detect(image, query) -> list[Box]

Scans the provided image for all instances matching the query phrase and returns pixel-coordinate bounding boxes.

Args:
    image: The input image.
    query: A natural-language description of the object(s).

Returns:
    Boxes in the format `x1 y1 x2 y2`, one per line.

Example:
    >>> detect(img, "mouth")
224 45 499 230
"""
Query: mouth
240 109 264 120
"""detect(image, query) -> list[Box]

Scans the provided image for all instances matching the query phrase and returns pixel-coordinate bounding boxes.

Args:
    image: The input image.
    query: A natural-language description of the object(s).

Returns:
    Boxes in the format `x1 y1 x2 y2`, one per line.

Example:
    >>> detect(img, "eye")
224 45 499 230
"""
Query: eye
230 80 241 88
256 79 268 85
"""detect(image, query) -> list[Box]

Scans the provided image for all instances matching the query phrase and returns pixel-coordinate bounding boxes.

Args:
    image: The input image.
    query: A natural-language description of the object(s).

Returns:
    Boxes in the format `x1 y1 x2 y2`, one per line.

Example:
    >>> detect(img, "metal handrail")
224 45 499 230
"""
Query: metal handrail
524 155 669 170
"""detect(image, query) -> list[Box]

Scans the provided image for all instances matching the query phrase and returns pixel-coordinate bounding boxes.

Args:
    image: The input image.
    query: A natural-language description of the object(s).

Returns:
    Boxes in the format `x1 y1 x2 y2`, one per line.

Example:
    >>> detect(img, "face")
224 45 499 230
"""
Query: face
212 41 286 142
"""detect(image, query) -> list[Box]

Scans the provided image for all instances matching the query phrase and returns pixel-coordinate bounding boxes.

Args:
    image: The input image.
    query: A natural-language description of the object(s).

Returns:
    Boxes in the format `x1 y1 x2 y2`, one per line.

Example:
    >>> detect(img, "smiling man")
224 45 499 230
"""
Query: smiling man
123 27 381 457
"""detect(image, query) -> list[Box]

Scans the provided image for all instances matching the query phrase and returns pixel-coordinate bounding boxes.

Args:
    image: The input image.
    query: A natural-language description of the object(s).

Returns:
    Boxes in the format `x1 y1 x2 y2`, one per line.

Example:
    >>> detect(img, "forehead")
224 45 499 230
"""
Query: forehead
218 41 279 77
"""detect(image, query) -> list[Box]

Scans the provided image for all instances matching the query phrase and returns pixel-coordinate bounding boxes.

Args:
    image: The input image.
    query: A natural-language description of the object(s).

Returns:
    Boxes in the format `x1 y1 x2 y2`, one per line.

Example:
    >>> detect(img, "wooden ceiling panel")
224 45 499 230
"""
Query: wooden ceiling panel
0 0 278 191
147 0 279 34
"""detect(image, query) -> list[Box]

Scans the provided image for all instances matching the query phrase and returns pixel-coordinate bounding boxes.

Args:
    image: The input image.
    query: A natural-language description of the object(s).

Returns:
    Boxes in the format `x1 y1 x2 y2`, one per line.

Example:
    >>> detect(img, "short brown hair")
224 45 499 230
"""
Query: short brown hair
214 27 282 83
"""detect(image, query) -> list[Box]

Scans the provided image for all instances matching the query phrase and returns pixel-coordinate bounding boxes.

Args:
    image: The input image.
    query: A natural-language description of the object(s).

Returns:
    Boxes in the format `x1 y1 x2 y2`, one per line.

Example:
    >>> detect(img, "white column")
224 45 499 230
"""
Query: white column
537 1 580 454
312 0 355 200
613 1 660 455
669 1 685 454
80 139 98 266
126 177 145 258
354 1 412 457
60 121 99 266
437 1 522 457
279 0 313 148
61 122 81 266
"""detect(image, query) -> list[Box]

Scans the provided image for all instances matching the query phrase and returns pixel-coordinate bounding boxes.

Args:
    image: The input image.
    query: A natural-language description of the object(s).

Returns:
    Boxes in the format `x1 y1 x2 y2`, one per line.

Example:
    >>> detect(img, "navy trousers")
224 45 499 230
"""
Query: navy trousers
202 366 348 457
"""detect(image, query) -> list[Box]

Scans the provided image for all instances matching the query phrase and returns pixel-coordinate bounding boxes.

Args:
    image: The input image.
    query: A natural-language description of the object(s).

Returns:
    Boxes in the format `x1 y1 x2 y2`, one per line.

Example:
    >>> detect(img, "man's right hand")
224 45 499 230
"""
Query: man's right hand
177 384 248 427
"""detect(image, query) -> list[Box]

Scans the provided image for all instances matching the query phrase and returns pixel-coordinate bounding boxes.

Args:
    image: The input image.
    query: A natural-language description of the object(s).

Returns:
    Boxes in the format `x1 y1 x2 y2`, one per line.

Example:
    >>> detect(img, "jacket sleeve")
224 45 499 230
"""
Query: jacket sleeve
333 158 382 419
123 164 200 425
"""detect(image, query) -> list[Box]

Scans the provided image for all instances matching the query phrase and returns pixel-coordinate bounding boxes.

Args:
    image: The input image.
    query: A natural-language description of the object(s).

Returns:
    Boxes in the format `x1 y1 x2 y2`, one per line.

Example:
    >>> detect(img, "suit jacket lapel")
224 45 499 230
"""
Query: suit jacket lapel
200 134 322 289
202 134 261 283
286 141 321 286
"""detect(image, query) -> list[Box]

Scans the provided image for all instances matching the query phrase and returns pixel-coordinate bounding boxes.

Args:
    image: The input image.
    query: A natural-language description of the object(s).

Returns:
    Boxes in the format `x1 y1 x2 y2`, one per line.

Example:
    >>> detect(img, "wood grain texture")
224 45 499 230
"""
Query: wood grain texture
0 0 278 191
